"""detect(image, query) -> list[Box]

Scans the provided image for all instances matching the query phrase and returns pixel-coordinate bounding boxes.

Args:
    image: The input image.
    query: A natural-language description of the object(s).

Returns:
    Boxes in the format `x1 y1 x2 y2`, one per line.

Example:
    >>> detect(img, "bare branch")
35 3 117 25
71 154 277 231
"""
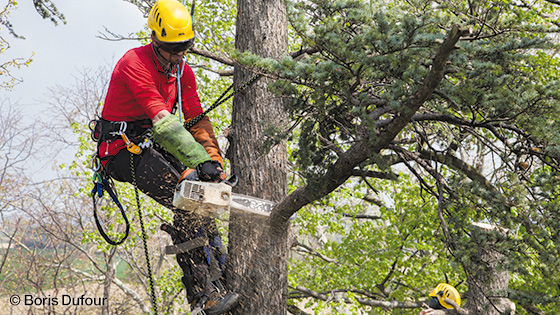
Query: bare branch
291 285 423 309
292 242 338 264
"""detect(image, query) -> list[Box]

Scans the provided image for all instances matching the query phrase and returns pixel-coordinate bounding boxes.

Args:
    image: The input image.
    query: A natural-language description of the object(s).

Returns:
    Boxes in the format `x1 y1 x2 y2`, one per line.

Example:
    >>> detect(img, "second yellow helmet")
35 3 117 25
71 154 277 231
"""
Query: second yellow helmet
428 283 461 309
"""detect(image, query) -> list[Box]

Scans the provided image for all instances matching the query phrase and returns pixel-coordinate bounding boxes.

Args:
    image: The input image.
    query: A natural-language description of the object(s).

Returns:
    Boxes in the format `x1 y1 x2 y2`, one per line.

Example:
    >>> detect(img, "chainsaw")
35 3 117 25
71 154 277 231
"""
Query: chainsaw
173 170 276 218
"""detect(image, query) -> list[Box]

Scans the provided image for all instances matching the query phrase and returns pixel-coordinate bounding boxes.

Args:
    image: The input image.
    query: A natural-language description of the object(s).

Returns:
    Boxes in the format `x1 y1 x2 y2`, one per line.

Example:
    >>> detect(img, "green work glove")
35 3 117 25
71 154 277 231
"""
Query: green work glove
152 114 211 169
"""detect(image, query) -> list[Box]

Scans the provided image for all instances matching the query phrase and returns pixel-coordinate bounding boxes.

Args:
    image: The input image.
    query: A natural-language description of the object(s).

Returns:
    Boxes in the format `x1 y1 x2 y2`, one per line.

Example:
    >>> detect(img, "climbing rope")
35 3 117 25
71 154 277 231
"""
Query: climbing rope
184 74 261 129
91 170 130 246
131 154 159 315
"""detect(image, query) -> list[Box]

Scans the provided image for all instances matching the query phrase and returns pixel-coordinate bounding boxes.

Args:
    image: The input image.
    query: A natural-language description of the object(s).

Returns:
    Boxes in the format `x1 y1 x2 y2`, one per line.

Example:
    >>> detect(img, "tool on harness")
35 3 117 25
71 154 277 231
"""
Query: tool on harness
88 118 153 248
91 170 130 246
121 133 142 155
89 118 153 159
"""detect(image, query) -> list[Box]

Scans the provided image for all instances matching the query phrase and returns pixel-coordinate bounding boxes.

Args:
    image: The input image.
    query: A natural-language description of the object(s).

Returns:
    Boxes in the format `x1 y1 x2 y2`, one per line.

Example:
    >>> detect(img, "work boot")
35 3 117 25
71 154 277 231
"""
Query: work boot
191 288 239 315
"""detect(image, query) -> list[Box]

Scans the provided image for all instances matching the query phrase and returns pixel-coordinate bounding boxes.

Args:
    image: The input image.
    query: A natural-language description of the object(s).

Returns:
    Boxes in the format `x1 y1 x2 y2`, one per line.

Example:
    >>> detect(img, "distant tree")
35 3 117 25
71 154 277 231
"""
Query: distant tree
0 99 37 288
0 0 64 89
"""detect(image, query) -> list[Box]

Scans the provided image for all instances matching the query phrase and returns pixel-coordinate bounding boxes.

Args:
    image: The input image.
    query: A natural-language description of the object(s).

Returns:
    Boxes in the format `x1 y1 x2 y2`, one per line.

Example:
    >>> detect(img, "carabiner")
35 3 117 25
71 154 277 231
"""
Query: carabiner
121 134 142 155
90 154 102 172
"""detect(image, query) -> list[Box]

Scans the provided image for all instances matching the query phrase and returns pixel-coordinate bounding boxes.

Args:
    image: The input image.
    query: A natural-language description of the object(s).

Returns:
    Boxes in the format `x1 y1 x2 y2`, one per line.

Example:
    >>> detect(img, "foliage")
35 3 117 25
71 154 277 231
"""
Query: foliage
0 0 64 89
242 0 560 313
0 1 33 90
6 0 560 313
289 175 466 314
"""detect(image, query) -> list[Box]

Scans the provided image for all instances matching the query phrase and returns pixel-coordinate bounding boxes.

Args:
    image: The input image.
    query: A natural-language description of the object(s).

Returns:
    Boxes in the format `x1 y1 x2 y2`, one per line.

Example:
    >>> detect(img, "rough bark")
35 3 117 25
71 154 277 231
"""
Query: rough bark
462 224 516 315
226 0 289 313
419 224 516 315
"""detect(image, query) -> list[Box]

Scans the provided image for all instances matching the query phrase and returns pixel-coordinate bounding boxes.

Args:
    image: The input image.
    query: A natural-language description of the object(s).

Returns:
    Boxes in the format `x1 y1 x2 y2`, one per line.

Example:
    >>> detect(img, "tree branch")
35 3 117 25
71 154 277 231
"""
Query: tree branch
350 169 398 180
270 26 467 231
293 242 338 264
291 285 423 309
288 304 310 315
417 150 502 199
341 213 382 220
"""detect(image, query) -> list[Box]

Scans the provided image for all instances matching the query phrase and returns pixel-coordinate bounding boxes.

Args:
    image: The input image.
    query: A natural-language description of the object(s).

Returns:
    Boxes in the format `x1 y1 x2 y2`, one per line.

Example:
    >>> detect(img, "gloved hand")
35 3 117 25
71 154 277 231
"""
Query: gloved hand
196 160 225 182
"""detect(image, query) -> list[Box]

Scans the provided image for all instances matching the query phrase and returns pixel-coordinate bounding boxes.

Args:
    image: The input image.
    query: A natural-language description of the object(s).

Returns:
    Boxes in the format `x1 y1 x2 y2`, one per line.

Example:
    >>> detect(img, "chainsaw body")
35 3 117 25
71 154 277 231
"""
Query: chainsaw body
173 179 276 218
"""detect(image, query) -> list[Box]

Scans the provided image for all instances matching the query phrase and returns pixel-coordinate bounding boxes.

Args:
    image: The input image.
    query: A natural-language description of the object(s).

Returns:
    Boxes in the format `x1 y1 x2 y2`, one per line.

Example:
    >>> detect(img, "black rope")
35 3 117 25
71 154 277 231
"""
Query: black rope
131 154 159 315
91 175 130 246
184 74 262 129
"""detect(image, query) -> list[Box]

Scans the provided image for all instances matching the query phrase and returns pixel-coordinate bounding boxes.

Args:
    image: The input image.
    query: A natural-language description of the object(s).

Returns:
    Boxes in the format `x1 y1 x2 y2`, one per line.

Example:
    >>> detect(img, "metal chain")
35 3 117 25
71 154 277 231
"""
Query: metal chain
184 74 262 129
130 153 159 315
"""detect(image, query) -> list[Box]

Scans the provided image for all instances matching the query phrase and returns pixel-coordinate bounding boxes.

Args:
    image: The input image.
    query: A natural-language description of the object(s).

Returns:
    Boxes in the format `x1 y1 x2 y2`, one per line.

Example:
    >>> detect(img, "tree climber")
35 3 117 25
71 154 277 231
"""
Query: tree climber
419 283 461 315
94 0 238 313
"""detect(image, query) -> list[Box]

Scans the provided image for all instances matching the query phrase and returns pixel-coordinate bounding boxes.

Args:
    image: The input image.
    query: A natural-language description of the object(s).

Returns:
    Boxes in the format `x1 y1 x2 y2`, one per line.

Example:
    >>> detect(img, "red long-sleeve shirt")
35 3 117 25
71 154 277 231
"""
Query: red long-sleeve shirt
99 43 203 159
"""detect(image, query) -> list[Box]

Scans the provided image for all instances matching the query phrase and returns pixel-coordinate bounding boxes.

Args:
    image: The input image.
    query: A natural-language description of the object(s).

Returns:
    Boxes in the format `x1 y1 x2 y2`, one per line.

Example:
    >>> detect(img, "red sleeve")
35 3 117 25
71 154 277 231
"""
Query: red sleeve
118 51 170 120
179 63 204 121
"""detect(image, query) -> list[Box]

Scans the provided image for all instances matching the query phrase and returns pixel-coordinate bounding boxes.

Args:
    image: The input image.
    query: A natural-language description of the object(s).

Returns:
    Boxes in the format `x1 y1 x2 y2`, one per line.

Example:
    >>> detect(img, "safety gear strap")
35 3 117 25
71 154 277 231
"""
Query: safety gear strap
91 118 152 142
152 114 211 169
165 237 208 255
91 173 130 246
163 236 221 282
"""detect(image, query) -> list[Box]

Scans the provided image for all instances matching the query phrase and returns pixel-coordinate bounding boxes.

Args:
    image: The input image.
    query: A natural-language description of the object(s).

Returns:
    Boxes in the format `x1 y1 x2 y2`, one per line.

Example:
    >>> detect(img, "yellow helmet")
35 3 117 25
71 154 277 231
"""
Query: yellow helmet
148 0 194 43
428 283 461 309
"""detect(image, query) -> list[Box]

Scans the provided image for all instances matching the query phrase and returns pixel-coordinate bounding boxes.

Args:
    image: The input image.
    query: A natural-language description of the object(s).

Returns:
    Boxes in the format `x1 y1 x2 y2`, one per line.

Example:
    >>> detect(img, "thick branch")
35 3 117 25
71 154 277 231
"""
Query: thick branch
190 47 236 66
287 304 310 315
350 169 399 180
270 26 466 230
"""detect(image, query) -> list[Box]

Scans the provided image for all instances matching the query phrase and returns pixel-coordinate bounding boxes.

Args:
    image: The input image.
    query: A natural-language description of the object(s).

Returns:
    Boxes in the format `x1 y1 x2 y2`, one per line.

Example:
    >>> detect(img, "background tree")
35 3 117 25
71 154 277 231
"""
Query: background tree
0 0 64 89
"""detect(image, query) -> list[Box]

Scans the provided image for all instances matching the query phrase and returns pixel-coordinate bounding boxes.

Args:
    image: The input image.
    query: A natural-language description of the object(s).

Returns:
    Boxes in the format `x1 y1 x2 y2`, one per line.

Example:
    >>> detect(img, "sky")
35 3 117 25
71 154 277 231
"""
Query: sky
1 0 146 180
3 0 146 109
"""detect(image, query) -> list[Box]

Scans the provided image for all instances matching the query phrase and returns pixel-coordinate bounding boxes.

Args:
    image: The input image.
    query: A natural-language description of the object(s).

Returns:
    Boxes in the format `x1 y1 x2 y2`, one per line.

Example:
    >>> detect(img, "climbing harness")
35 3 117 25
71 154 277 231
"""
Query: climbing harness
88 118 152 245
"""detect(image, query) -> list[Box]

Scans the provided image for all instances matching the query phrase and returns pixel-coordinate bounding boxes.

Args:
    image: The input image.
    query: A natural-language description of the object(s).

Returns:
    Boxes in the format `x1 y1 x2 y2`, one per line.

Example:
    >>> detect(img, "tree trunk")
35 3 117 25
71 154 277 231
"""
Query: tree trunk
102 248 116 315
462 223 516 315
226 0 289 313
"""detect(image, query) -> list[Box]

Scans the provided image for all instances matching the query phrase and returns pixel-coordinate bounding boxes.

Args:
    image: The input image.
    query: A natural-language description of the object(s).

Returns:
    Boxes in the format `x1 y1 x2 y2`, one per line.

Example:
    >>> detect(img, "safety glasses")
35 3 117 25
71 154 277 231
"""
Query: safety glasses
159 40 194 54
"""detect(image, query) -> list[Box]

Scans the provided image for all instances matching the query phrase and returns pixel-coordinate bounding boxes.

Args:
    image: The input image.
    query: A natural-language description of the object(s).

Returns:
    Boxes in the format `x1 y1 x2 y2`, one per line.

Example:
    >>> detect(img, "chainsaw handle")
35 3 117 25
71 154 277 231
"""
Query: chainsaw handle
223 174 238 187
